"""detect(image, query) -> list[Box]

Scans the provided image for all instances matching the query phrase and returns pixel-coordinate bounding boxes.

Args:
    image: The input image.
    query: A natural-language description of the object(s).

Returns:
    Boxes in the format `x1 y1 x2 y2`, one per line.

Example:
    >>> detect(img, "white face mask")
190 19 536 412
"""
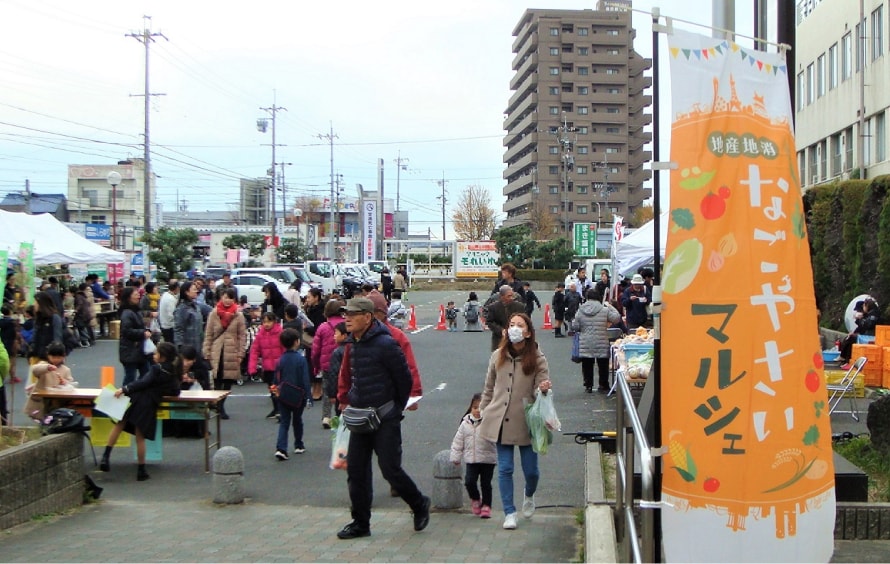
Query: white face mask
507 326 526 344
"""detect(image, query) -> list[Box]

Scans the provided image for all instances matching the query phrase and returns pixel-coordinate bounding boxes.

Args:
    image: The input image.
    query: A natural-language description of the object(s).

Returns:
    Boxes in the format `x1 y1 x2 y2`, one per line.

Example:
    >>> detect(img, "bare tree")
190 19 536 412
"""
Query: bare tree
291 195 324 226
527 197 556 240
452 185 498 240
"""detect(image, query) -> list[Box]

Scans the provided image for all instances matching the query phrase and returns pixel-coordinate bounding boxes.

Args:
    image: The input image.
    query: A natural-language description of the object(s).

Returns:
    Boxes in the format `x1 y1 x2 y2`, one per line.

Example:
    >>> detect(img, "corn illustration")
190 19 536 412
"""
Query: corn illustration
669 436 698 483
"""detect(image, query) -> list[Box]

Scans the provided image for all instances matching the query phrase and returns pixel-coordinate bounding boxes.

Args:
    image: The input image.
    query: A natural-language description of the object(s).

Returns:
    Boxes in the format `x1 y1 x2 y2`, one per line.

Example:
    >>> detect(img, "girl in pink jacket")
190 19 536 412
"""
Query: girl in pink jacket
450 393 497 519
248 313 285 419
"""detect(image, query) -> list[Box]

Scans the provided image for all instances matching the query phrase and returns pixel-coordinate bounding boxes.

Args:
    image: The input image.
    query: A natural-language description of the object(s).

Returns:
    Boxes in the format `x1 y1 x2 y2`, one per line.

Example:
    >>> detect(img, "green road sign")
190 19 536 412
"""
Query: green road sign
573 223 597 256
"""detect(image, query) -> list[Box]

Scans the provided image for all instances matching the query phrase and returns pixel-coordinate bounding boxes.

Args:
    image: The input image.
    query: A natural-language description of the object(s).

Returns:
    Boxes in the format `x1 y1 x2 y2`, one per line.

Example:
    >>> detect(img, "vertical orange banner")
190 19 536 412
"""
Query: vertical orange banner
661 30 834 562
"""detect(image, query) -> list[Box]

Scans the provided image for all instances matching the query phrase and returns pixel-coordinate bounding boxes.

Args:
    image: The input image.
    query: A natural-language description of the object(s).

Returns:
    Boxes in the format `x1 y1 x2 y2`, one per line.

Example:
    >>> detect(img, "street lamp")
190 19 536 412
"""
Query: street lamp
107 171 121 250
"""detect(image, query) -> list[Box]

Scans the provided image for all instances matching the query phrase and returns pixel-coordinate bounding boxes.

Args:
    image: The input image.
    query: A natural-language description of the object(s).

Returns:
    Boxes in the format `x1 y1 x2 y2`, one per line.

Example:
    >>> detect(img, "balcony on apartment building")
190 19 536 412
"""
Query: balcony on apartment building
503 132 538 164
509 53 539 90
506 72 538 114
503 104 538 135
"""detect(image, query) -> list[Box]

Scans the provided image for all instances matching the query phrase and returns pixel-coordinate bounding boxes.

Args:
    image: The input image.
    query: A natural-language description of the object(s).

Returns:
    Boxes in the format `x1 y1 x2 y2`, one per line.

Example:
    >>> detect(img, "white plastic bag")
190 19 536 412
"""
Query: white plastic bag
329 418 350 470
143 337 157 355
525 389 560 455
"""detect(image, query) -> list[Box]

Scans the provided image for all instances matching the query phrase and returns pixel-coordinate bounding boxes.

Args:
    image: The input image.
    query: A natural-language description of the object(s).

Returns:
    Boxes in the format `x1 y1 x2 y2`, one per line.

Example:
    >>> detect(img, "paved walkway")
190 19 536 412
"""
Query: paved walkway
0 499 579 563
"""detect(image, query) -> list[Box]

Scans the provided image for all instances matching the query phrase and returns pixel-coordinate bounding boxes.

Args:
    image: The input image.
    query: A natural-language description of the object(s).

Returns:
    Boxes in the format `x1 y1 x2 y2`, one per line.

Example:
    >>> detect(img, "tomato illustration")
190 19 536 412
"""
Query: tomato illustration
718 185 731 199
700 192 726 220
813 352 824 369
703 477 720 492
805 370 820 392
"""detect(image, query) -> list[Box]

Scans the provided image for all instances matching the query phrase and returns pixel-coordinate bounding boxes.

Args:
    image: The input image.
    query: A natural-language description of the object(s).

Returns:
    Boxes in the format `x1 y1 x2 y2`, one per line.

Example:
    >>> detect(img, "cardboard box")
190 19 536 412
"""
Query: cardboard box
109 320 120 340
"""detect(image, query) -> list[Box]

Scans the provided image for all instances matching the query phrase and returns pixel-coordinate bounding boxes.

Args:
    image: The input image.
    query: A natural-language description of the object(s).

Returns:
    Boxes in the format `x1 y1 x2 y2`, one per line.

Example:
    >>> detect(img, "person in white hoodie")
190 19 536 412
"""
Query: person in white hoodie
158 281 179 344
450 393 497 519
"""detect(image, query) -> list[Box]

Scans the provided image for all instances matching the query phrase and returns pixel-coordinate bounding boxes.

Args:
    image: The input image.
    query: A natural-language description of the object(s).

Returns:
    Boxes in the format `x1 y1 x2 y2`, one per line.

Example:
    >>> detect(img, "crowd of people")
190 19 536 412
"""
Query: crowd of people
0 261 646 535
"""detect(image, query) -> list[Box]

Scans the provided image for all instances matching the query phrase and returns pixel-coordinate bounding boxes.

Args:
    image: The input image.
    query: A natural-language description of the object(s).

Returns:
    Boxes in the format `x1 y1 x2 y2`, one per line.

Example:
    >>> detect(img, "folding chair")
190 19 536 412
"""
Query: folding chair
827 356 867 421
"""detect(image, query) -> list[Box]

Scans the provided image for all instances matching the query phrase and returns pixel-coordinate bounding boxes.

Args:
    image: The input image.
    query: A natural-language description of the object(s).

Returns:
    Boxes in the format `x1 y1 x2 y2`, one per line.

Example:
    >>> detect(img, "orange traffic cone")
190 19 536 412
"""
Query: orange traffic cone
407 305 418 331
541 304 553 330
435 304 447 331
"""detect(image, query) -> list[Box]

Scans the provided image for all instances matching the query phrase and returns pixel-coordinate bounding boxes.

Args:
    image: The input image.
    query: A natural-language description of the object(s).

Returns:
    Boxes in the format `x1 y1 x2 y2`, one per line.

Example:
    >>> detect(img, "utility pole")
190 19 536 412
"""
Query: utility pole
553 113 576 247
127 15 167 251
394 151 409 212
594 150 614 229
334 173 344 248
436 173 447 241
23 179 31 214
279 161 292 222
317 123 338 260
259 98 287 247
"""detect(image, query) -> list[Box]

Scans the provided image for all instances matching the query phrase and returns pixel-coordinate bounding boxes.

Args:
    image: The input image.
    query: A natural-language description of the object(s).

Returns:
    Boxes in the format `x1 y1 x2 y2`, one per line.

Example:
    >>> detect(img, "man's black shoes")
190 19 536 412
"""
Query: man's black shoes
337 522 371 540
413 496 431 531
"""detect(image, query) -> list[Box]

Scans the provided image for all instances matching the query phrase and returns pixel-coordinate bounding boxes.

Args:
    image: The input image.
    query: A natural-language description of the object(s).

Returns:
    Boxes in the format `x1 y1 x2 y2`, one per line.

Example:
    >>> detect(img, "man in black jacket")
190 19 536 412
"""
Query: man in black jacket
335 297 430 540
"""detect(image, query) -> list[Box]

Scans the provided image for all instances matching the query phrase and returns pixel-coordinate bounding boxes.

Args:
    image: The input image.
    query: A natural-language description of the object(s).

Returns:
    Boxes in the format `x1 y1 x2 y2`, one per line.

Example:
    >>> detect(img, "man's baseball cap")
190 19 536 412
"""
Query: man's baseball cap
341 297 375 314
366 291 388 314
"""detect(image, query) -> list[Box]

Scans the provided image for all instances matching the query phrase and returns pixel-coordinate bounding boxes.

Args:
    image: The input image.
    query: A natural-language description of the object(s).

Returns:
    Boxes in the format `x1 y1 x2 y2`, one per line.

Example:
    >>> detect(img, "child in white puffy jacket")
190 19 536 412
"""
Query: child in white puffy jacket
450 392 497 519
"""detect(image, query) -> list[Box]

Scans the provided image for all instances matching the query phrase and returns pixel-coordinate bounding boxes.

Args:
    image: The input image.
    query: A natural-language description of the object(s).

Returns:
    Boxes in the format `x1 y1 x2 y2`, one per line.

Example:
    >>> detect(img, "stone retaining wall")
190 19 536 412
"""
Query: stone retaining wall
0 432 84 529
836 503 890 540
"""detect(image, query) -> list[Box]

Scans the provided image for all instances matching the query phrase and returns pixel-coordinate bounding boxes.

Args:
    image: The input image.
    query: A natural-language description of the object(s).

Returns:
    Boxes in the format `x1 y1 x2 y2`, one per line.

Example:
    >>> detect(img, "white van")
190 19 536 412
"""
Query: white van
304 260 338 294
231 267 297 286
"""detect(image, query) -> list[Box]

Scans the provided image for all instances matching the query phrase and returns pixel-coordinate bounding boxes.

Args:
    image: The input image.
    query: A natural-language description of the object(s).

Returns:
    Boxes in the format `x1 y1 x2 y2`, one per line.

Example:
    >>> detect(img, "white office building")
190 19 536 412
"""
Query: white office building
795 0 890 186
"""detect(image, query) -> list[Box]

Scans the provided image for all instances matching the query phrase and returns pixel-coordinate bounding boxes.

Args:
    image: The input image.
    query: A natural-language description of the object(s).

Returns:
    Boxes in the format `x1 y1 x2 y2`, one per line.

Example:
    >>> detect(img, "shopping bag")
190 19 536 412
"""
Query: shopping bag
143 337 157 355
571 332 581 363
525 389 559 455
329 417 350 470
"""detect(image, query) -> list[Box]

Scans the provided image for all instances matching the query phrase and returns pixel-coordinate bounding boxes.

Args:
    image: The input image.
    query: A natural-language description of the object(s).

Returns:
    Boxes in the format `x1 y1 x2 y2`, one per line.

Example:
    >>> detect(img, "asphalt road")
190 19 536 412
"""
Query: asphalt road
7 288 617 511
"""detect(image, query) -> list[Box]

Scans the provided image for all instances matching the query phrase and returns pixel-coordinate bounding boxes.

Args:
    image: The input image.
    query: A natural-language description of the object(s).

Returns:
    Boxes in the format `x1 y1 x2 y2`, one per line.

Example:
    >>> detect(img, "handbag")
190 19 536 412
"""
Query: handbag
571 332 581 363
341 400 394 434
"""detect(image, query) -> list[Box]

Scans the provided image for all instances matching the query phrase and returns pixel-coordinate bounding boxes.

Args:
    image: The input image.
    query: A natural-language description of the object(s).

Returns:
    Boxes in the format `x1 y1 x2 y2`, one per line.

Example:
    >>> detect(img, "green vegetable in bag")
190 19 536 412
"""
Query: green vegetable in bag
525 390 556 455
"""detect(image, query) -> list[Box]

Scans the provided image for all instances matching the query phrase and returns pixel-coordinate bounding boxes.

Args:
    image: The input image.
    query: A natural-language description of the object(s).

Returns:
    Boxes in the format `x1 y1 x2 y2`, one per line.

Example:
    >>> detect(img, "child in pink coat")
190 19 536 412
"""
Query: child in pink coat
248 312 285 419
450 392 497 519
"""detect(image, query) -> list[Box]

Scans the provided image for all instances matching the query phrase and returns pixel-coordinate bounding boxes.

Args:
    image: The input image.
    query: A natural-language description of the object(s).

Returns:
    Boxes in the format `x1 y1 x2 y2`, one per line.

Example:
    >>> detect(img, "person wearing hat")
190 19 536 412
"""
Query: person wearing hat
335 297 430 539
621 274 652 330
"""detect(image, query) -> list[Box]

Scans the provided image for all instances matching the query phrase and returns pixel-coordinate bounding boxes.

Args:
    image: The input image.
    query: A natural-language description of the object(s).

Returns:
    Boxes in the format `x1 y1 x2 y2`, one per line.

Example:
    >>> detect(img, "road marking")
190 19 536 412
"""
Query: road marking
434 383 446 391
411 325 433 333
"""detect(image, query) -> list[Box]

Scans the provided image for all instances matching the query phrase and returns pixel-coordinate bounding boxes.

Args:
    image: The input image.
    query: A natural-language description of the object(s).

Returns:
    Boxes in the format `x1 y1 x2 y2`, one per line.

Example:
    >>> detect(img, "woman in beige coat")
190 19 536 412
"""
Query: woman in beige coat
479 312 552 531
202 288 246 419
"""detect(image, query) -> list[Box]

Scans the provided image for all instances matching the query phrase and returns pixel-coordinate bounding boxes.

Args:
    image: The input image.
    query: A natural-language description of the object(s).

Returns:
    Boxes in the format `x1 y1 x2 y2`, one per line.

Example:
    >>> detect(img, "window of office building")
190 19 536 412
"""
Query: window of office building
845 126 854 170
578 86 589 95
872 5 883 60
549 146 559 154
798 152 807 183
856 20 867 71
817 54 825 98
549 166 559 175
577 205 588 214
606 68 620 75
819 140 827 180
808 145 818 184
550 27 559 36
578 47 589 55
806 63 814 105
578 106 589 115
550 47 559 56
877 112 886 162
828 43 838 90
549 185 559 194
550 106 559 115
864 120 872 166
842 33 853 80
578 66 589 75
550 67 559 75
578 27 588 36
549 86 559 95
831 133 842 176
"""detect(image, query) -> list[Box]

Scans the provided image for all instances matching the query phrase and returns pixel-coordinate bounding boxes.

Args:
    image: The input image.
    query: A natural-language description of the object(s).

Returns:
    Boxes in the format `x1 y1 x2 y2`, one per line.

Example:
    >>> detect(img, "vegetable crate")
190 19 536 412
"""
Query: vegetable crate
875 325 890 347
852 344 883 387
824 369 864 398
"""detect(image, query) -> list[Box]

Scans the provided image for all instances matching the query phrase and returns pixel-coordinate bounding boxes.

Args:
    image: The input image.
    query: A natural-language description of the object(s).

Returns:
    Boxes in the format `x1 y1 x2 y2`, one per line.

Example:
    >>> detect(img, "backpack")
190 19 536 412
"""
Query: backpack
465 304 479 323
445 308 457 321
40 408 91 435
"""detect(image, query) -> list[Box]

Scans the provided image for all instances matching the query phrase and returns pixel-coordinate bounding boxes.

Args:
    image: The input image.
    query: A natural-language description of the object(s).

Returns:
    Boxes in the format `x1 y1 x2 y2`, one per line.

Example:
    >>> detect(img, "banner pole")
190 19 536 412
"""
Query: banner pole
650 7 663 564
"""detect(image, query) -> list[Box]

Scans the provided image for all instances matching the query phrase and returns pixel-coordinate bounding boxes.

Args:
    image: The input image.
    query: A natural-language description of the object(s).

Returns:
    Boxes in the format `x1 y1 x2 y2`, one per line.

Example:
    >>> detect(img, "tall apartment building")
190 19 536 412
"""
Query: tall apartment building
503 1 652 237
794 0 889 187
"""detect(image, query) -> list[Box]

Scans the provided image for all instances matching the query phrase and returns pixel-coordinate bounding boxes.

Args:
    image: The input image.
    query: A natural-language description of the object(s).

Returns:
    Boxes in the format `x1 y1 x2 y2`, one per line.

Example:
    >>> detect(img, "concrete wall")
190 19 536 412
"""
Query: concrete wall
836 503 890 540
0 433 84 529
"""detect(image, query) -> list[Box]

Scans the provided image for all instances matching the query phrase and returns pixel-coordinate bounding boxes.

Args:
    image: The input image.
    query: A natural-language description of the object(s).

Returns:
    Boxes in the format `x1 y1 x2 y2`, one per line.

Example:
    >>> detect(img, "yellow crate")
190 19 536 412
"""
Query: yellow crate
824 369 865 397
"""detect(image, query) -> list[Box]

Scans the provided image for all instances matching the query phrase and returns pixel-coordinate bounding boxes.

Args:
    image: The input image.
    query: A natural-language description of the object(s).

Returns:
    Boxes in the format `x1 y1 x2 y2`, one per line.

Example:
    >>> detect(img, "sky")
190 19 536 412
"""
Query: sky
0 0 760 239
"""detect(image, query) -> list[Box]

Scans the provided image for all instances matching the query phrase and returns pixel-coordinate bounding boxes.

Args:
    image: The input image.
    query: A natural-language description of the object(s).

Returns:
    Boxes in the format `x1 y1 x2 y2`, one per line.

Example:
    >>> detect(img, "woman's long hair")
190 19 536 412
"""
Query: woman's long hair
178 281 195 305
33 291 57 321
264 282 286 310
497 312 539 375
119 286 139 311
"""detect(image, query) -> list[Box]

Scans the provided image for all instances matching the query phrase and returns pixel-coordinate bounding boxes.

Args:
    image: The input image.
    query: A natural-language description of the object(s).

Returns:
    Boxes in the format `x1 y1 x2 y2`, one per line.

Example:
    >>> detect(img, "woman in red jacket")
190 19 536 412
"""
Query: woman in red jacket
310 300 345 429
248 312 285 419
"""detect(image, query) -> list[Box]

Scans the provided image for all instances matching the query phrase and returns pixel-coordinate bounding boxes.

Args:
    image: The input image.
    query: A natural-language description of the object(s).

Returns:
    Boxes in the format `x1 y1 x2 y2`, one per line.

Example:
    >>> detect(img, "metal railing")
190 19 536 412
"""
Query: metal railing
614 373 657 563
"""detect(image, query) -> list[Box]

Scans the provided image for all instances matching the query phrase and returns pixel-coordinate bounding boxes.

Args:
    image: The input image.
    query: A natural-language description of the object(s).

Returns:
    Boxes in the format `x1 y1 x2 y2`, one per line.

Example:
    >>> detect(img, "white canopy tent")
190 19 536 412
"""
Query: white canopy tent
0 210 125 264
614 212 668 277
